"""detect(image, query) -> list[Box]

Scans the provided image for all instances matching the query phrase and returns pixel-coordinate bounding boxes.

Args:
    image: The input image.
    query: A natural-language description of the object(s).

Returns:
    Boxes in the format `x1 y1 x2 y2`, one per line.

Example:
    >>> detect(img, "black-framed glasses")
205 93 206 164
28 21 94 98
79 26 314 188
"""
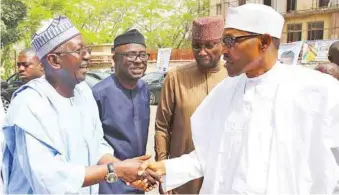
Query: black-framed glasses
192 42 221 52
115 52 150 62
53 47 92 56
222 34 260 48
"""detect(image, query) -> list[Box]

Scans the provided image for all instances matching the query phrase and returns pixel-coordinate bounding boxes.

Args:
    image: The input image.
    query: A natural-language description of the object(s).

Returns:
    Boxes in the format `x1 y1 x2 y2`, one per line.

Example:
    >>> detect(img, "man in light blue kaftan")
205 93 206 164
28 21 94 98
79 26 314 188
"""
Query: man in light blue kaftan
2 78 112 194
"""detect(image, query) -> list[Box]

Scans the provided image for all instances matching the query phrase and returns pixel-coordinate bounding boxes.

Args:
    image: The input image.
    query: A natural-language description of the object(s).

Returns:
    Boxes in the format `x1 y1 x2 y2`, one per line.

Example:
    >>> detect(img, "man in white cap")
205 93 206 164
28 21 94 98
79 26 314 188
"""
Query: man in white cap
2 16 158 194
142 4 339 194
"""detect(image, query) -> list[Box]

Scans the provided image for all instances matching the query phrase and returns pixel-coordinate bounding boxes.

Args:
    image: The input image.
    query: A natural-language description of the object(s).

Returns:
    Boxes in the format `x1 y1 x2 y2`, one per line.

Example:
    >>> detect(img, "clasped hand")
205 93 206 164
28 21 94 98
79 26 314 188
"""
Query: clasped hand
115 155 164 192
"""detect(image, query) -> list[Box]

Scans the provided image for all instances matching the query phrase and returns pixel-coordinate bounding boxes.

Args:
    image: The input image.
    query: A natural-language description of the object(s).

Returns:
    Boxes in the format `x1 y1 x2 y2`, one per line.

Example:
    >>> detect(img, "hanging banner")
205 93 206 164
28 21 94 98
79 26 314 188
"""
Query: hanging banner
156 48 172 72
278 41 303 65
301 39 338 63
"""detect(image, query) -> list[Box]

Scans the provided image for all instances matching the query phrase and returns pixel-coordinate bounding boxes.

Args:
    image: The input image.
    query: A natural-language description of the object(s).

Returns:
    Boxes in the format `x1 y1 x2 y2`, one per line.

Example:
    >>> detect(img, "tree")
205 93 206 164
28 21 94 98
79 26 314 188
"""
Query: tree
1 0 27 79
1 0 210 78
1 0 27 47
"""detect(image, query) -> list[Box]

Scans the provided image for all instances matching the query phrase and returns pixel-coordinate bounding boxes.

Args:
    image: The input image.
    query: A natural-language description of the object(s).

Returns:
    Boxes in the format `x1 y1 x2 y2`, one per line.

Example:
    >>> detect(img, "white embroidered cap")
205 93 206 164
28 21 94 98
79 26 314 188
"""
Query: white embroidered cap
224 3 285 38
31 16 80 60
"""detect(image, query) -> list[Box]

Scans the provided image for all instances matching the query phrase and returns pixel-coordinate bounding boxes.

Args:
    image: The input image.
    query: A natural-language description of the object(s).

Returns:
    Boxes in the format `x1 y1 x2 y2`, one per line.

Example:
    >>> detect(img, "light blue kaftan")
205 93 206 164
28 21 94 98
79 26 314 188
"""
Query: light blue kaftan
2 77 113 194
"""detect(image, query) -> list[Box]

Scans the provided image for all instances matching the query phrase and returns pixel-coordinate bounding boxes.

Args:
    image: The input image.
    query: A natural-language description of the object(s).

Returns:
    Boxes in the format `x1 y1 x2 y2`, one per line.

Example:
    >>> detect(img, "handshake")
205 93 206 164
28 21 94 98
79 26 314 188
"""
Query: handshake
113 155 166 192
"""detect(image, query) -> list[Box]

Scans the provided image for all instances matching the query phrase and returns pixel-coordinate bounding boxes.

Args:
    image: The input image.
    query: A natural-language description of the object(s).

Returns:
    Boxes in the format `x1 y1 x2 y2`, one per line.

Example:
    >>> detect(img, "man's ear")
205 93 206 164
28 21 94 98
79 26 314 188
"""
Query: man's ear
328 55 333 62
259 34 272 52
46 54 61 69
38 62 44 72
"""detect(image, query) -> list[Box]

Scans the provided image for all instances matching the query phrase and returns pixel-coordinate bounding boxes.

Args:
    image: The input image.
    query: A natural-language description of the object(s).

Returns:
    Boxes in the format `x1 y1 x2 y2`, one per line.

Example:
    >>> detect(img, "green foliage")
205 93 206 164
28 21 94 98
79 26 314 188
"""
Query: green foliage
1 0 27 47
18 0 209 48
1 0 27 79
1 0 210 78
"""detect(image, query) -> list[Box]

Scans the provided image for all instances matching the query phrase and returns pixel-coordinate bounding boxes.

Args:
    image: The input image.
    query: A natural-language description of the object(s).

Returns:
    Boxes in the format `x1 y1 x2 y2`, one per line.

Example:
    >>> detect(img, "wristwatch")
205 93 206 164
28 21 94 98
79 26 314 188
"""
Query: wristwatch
105 163 118 183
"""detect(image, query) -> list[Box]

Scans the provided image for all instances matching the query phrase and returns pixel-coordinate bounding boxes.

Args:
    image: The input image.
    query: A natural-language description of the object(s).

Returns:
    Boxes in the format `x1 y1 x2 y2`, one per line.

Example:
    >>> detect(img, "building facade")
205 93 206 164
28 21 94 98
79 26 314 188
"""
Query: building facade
210 0 339 42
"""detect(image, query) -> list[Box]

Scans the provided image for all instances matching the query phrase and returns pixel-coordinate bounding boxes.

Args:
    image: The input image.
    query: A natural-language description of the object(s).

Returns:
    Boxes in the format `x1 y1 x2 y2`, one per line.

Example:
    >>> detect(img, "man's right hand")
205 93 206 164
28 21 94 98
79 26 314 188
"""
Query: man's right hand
139 160 166 176
114 155 161 189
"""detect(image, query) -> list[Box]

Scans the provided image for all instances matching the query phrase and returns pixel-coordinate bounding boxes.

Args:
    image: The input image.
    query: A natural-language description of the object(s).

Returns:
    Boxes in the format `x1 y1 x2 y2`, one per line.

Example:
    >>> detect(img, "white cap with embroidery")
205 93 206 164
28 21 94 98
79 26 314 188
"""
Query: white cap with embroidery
224 3 285 38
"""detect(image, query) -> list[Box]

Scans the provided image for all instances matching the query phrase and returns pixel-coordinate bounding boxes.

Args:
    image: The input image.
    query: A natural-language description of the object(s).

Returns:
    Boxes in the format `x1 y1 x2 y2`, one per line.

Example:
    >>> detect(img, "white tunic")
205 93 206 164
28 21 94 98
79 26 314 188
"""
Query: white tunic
164 62 339 194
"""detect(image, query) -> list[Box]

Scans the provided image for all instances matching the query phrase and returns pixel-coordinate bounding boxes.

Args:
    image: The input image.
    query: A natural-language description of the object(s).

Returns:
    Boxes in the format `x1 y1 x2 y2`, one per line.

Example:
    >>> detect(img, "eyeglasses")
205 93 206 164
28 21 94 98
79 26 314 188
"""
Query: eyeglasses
115 52 150 62
17 62 30 68
222 34 260 48
53 47 92 56
192 42 221 52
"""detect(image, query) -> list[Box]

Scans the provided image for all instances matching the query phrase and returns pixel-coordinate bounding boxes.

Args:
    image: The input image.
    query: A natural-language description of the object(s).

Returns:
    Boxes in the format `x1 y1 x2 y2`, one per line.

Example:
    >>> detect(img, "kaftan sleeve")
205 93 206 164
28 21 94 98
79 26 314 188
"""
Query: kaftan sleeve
13 125 85 194
155 72 176 161
163 150 204 191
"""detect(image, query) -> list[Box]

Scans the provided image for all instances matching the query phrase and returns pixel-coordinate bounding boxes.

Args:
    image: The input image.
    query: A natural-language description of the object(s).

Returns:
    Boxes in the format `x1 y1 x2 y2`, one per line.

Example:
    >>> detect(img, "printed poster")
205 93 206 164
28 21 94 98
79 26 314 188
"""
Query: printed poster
278 41 303 65
156 48 172 72
301 39 338 63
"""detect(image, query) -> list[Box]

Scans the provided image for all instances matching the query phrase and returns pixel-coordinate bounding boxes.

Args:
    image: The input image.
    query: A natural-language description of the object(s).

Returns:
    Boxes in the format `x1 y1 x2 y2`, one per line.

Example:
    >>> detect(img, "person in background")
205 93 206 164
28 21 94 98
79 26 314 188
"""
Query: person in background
328 41 339 66
315 63 339 80
93 29 151 194
154 16 227 194
17 48 44 83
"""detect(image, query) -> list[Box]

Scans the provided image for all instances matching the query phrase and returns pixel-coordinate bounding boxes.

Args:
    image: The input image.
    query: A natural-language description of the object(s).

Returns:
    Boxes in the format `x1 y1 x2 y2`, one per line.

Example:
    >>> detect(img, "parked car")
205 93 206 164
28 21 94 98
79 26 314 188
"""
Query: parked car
141 72 166 105
1 71 103 113
86 70 111 80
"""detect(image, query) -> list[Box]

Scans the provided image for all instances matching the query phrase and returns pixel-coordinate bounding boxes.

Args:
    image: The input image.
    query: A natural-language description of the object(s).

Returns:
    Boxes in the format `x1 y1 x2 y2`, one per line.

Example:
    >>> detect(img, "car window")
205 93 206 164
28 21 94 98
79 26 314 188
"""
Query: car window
87 71 111 80
6 73 20 85
85 74 101 88
142 73 163 81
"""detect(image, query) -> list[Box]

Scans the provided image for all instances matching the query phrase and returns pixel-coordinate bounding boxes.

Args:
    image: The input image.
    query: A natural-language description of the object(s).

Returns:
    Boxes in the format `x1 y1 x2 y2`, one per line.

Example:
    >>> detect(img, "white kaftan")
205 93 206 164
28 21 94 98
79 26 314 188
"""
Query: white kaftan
164 62 339 194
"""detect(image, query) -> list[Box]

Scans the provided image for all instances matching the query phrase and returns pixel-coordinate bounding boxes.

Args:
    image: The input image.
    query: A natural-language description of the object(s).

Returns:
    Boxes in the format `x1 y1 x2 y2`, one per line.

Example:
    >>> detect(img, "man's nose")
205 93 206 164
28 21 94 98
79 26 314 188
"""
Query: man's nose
18 64 26 72
198 47 208 56
83 50 91 60
134 56 142 63
222 44 230 54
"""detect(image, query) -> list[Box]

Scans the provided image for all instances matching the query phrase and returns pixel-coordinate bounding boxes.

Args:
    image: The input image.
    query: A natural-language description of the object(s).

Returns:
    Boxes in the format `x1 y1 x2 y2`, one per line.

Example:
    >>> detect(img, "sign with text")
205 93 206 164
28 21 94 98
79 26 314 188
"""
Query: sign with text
156 48 172 72
301 39 338 63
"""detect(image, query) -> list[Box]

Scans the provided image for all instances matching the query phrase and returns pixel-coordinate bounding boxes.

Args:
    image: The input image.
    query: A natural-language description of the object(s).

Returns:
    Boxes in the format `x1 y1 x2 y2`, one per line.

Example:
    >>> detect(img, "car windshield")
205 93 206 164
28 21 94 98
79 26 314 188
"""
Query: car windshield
85 74 101 88
142 72 163 81
87 71 111 80
6 73 20 86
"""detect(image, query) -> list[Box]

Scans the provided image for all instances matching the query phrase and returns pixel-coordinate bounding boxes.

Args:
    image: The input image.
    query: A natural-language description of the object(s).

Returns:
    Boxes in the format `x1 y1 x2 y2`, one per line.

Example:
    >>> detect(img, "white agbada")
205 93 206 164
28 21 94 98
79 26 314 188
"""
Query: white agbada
164 62 339 194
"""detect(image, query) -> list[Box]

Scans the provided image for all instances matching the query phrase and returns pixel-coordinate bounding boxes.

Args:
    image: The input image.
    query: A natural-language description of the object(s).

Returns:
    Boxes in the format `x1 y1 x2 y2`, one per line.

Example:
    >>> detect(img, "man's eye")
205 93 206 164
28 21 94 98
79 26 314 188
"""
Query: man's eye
127 53 137 57
205 45 214 49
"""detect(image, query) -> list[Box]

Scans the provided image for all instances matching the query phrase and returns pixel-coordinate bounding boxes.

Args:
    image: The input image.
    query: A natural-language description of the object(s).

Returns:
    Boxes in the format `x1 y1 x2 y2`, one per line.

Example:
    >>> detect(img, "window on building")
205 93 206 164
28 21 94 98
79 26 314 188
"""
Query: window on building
307 21 324 40
287 23 302 42
238 0 246 5
216 3 222 15
287 0 296 12
264 0 271 6
319 0 330 7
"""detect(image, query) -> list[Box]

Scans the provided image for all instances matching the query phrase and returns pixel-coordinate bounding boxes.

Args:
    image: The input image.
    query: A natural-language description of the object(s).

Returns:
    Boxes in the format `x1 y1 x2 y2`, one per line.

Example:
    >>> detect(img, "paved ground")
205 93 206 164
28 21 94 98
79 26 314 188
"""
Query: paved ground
146 105 159 194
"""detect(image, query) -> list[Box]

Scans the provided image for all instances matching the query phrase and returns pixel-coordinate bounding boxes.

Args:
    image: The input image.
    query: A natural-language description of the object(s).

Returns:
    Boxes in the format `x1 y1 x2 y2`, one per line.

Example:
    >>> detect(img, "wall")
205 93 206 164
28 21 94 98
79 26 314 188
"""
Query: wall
282 13 332 42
